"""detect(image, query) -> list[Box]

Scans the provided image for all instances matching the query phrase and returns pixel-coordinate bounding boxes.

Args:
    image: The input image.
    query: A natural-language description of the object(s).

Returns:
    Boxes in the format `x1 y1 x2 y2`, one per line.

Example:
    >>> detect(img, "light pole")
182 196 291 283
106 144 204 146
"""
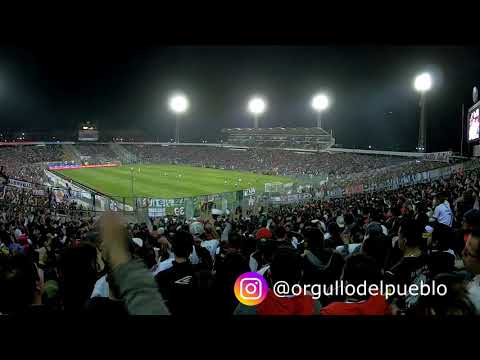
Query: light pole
248 96 267 128
130 167 134 196
168 93 189 143
414 73 432 152
311 93 329 129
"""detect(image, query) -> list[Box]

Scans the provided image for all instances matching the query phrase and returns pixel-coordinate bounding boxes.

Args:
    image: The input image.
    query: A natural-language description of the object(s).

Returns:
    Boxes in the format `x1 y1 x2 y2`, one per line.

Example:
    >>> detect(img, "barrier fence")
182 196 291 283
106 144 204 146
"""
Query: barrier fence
320 160 480 200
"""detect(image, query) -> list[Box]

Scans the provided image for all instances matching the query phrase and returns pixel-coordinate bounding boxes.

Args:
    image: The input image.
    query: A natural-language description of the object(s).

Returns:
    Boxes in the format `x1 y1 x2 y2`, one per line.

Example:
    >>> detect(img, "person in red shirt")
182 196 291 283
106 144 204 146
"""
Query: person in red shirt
256 220 273 240
320 253 391 315
234 247 321 315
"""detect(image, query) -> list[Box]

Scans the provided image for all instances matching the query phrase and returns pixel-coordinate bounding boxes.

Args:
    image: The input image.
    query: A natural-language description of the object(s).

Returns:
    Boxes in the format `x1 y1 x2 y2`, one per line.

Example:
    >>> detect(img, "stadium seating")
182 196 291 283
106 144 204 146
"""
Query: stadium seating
1 142 478 317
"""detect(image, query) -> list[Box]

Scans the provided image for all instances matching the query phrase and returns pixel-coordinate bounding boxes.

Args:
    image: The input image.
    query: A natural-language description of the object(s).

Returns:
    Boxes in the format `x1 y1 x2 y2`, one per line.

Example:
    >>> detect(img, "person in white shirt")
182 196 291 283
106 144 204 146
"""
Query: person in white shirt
433 193 453 228
189 221 219 264
462 229 480 314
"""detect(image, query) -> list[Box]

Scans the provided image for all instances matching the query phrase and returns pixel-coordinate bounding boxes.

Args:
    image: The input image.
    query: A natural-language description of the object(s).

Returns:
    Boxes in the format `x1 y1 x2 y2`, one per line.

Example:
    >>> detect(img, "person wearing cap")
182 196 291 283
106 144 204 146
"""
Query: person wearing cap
255 219 272 241
189 221 219 263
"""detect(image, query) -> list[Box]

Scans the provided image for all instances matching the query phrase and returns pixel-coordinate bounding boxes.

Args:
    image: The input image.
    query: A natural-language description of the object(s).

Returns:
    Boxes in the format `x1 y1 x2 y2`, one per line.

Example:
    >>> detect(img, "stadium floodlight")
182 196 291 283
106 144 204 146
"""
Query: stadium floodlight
414 73 432 92
169 93 189 114
311 94 329 112
311 93 329 129
247 96 267 128
168 93 189 143
414 73 433 153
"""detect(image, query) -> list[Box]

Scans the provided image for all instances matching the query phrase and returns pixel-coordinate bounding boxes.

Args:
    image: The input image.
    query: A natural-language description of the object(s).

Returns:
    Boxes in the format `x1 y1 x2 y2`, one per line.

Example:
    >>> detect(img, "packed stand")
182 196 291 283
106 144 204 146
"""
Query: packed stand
122 144 412 178
0 145 64 184
1 159 480 316
76 144 119 165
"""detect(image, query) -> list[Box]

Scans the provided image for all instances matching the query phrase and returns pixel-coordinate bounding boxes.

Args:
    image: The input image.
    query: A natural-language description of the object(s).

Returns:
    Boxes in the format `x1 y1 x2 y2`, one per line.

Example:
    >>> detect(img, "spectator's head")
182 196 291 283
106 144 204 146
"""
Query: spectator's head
336 215 345 229
434 192 448 206
216 251 249 286
256 227 272 240
303 227 324 252
270 247 302 287
256 238 276 265
398 218 424 251
414 273 476 316
361 232 391 269
365 222 384 239
189 221 205 244
341 253 382 294
327 222 341 236
228 232 243 250
463 209 480 231
58 243 98 312
275 226 287 241
431 224 453 251
189 221 205 238
0 254 44 314
344 213 355 227
463 228 480 275
172 231 194 260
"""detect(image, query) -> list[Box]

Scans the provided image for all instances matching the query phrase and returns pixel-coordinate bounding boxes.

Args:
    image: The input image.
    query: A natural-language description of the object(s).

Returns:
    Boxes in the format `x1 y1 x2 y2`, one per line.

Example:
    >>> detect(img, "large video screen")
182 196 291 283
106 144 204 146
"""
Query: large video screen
78 129 99 141
468 102 480 141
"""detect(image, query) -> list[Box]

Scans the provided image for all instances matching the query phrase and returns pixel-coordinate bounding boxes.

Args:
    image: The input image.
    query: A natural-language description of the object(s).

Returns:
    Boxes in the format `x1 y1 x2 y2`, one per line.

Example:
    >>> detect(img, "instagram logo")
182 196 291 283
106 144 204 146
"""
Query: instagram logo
234 272 268 306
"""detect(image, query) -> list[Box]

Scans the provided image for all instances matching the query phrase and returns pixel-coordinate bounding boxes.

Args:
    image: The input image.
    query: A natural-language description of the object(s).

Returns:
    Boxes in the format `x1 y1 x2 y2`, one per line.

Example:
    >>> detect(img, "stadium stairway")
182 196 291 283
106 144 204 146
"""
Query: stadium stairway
62 144 82 162
110 143 138 164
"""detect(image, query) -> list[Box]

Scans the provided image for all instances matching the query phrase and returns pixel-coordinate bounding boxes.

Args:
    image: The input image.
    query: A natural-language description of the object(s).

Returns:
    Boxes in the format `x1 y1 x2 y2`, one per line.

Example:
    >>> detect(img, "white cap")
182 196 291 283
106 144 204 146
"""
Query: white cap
132 238 143 248
189 221 205 236
336 216 345 228
212 209 223 216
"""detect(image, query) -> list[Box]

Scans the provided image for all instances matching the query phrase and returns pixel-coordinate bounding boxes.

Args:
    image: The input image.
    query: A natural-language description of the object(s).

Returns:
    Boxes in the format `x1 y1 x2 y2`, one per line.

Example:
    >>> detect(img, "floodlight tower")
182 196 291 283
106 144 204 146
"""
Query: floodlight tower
414 73 432 152
168 93 189 143
247 96 267 128
311 93 329 129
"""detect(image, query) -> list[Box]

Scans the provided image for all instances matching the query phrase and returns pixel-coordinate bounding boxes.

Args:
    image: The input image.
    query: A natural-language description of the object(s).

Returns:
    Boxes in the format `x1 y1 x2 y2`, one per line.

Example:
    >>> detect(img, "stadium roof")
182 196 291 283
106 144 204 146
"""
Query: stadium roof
221 127 332 136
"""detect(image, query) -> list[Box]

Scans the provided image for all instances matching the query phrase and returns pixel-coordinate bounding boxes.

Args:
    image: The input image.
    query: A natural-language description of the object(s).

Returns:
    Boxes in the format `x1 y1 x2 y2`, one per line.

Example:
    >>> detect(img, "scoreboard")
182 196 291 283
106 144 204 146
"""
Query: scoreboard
78 122 99 141
468 100 480 142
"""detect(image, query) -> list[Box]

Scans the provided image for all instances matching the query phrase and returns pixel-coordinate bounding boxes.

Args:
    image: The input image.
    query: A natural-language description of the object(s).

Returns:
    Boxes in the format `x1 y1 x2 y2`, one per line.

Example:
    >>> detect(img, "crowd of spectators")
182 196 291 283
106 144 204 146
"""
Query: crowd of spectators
0 144 447 191
0 145 64 184
326 159 450 190
76 144 119 164
1 155 479 316
121 144 413 178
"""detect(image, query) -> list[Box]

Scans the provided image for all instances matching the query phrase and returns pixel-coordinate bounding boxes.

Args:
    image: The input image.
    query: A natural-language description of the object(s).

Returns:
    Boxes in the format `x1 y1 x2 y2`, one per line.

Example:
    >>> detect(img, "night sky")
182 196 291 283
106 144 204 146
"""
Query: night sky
1 44 480 152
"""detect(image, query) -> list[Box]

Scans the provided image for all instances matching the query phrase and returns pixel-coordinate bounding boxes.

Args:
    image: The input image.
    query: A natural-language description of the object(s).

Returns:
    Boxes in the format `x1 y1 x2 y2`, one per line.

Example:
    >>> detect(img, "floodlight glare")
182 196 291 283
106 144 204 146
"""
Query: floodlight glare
414 73 432 92
169 94 189 114
248 97 267 115
311 94 329 112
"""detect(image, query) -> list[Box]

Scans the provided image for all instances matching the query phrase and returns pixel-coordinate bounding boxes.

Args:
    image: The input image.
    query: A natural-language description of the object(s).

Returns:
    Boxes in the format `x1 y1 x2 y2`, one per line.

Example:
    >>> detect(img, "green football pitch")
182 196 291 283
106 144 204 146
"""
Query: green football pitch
56 164 295 198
